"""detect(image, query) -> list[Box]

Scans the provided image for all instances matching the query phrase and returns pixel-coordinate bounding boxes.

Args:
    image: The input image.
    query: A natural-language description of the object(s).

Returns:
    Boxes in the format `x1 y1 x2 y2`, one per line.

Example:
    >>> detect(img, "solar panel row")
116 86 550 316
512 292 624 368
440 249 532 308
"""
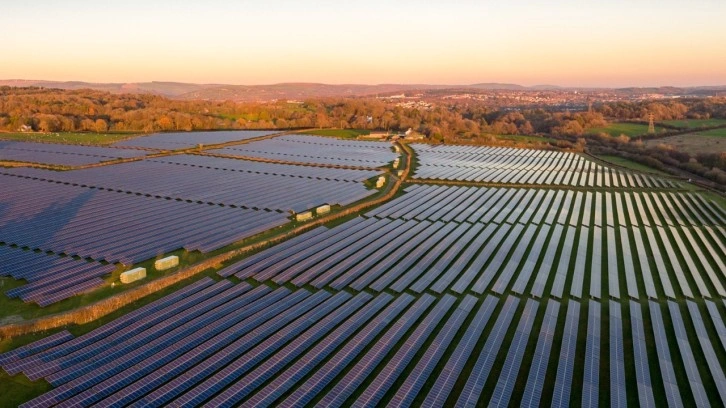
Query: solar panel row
630 301 656 408
0 175 289 265
3 155 378 213
7 280 726 407
214 184 726 301
152 154 379 181
411 144 677 188
581 301 601 407
668 301 710 406
0 245 115 306
521 299 560 407
209 134 398 167
0 140 148 166
610 301 627 408
112 130 277 150
489 298 539 407
389 295 478 408
456 296 520 407
551 300 580 408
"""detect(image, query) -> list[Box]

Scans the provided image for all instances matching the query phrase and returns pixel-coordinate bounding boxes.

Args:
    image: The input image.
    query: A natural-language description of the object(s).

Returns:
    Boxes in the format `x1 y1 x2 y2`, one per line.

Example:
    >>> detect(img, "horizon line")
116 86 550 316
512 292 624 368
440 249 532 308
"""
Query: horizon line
3 78 726 90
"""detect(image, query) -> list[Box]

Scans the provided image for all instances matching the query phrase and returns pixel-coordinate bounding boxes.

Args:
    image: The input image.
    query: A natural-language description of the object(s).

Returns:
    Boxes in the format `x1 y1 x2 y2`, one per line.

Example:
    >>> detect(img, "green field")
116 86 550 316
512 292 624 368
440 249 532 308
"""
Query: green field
692 127 726 137
0 132 141 146
587 122 664 137
494 134 555 144
304 128 371 139
660 119 726 129
595 154 670 176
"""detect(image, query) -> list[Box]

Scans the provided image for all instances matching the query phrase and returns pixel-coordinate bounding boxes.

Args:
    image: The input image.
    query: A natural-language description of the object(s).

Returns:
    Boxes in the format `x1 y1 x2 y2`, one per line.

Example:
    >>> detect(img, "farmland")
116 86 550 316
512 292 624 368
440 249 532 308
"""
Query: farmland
305 129 371 139
645 129 726 155
660 118 726 129
0 132 141 146
587 122 664 137
1 130 726 407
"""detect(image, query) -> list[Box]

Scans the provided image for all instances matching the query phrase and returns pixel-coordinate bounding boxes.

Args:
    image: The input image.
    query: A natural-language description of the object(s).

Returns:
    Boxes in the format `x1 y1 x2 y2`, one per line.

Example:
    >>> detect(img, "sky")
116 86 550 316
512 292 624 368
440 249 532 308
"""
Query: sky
2 0 726 87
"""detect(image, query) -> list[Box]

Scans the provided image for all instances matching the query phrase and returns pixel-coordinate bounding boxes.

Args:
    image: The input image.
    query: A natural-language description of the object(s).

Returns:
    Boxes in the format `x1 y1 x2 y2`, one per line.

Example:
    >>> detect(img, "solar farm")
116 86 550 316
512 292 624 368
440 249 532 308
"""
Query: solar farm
2 132 726 407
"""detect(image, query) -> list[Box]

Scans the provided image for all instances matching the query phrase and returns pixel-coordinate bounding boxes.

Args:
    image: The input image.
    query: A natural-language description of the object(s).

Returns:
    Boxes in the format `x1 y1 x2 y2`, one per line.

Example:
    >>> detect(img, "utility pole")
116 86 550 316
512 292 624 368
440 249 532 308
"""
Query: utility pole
648 113 655 134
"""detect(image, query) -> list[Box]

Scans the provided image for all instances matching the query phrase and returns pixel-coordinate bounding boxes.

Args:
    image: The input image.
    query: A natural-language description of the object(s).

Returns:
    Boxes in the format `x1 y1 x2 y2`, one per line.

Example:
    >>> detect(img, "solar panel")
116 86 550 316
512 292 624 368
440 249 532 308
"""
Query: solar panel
184 292 366 408
630 301 656 407
521 300 559 407
686 301 726 404
5 157 379 213
209 134 397 167
551 300 580 408
390 295 477 408
648 301 684 407
489 298 540 407
531 224 564 298
0 175 289 265
510 224 551 295
606 226 620 299
456 296 520 407
581 301 601 407
281 294 415 407
352 295 456 407
244 293 394 407
0 141 148 166
668 300 710 406
317 294 435 407
609 301 627 408
590 226 603 299
113 130 276 150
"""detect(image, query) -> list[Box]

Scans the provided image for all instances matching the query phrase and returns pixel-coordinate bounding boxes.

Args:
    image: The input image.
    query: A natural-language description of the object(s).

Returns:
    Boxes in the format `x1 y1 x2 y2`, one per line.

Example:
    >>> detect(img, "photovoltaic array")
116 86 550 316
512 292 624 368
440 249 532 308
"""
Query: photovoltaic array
0 141 148 166
4 137 726 407
411 143 678 188
209 134 399 167
0 175 290 265
2 156 378 212
0 245 115 306
112 130 278 150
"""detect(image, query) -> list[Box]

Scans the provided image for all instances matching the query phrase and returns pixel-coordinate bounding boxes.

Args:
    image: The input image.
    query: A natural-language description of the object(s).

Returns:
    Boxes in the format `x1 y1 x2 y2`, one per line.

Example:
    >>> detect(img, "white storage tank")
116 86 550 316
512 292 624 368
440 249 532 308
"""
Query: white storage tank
316 204 331 215
155 255 179 271
376 176 386 188
296 211 313 222
120 267 147 284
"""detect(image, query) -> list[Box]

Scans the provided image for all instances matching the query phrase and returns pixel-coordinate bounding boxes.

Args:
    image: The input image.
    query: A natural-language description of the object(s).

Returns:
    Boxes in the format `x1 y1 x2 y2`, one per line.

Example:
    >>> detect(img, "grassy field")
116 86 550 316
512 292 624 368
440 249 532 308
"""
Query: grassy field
693 127 726 137
494 134 555 144
0 132 142 146
660 119 726 129
587 122 664 137
304 129 371 139
645 134 726 155
595 154 670 176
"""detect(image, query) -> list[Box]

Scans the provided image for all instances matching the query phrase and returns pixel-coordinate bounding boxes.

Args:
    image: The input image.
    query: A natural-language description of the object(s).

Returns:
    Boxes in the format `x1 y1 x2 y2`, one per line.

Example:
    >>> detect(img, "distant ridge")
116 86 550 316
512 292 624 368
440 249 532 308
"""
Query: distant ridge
2 79 725 101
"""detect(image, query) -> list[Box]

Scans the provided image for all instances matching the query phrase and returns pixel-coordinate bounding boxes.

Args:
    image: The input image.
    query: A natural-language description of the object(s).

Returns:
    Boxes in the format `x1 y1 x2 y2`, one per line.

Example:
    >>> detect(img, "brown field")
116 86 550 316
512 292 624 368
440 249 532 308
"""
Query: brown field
644 134 726 155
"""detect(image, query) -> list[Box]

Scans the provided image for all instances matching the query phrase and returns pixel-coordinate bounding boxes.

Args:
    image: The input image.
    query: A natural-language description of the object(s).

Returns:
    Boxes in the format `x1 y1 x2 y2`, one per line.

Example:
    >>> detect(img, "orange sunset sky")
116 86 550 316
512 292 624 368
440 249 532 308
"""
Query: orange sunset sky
2 0 725 87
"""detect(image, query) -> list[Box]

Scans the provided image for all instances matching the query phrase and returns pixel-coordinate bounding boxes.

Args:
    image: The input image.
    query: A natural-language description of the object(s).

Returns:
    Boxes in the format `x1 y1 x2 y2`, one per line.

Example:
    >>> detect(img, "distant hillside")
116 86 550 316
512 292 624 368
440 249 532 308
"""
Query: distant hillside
1 79 725 101
0 80 214 97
